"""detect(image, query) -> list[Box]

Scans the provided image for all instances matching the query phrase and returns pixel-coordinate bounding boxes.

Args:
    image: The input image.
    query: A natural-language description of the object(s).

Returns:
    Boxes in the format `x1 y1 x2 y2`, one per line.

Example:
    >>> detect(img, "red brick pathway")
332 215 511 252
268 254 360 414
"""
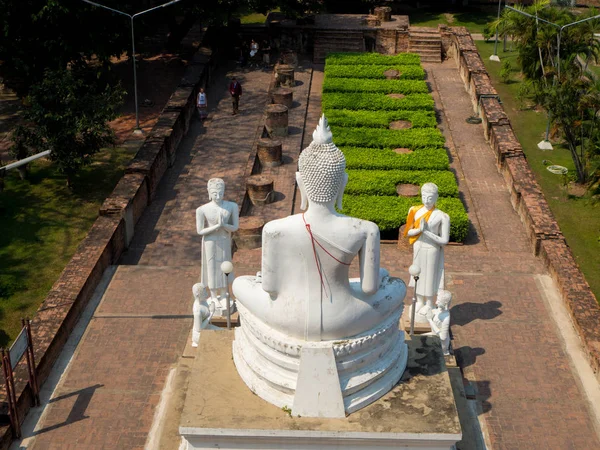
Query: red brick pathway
21 59 600 450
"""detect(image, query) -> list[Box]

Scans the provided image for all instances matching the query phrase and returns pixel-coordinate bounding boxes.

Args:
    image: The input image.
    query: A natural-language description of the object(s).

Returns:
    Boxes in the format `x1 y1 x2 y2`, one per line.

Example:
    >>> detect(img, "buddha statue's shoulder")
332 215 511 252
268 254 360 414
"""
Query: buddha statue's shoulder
263 214 303 233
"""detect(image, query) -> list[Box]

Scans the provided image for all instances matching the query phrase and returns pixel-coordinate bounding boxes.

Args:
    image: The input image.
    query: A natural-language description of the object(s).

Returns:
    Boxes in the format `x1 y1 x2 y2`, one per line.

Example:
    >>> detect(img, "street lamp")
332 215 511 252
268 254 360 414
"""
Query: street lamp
221 261 234 330
505 6 600 150
490 0 503 62
408 264 421 336
81 0 182 134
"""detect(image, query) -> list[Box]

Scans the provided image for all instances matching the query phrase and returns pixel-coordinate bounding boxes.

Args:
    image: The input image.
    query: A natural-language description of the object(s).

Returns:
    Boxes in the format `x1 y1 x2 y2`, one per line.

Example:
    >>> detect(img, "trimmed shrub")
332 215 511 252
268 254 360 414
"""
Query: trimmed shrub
341 195 469 242
324 64 426 80
323 78 429 94
325 109 438 129
342 147 449 171
326 52 421 66
346 170 459 197
332 126 445 149
322 93 434 111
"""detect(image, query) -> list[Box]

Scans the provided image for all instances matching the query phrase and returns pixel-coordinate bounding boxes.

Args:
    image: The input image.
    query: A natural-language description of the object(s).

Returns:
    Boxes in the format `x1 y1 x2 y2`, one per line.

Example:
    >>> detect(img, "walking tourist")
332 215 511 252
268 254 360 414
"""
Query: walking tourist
229 77 242 115
197 88 207 120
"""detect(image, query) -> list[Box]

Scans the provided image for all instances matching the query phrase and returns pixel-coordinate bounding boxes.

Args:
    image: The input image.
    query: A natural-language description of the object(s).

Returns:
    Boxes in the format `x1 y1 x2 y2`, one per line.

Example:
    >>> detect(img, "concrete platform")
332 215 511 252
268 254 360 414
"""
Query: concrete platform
179 330 461 449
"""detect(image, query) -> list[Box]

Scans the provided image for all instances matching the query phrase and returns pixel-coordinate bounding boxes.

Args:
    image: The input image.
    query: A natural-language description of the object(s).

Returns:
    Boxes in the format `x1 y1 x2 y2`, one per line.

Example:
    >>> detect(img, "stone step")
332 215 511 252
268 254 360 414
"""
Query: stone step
409 34 441 41
409 26 439 33
410 42 441 49
419 56 442 63
410 48 441 55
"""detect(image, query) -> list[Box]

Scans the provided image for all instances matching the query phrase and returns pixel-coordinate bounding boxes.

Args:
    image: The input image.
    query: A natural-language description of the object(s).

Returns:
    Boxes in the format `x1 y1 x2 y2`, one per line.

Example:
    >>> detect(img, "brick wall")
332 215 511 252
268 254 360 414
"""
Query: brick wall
0 40 217 446
449 27 600 381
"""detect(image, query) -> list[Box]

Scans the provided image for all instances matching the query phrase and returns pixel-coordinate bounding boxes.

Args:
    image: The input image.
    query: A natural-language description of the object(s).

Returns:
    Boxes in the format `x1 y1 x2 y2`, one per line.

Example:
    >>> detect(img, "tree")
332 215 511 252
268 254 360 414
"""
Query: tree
492 2 600 184
15 67 125 188
0 0 135 97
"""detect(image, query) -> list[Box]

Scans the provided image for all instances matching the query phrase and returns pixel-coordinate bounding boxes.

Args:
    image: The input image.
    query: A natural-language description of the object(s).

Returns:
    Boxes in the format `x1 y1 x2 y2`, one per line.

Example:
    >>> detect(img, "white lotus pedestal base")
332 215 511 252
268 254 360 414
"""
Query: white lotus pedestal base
179 331 462 450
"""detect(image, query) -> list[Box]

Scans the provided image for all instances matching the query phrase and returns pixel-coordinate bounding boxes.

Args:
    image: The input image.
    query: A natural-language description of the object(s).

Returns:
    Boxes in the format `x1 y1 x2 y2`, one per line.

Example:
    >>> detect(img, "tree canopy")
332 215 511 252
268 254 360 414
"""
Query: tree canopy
493 1 600 184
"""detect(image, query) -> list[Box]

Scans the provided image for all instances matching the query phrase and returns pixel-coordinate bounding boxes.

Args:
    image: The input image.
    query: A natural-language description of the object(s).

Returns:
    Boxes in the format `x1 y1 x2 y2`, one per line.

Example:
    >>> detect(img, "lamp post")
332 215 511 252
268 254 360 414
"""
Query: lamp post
81 0 182 134
221 261 234 330
408 265 421 336
505 6 600 150
490 0 502 62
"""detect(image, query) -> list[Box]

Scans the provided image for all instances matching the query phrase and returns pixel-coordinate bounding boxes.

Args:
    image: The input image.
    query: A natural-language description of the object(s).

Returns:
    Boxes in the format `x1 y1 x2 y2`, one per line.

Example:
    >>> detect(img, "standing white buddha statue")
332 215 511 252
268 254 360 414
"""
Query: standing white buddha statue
196 178 239 316
232 115 408 417
403 183 450 324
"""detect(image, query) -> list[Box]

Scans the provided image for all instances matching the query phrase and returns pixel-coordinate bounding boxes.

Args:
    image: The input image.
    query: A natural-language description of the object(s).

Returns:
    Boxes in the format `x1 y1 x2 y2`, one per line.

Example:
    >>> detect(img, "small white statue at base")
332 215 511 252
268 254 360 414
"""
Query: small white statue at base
424 290 452 355
403 182 450 324
196 178 239 316
192 283 218 347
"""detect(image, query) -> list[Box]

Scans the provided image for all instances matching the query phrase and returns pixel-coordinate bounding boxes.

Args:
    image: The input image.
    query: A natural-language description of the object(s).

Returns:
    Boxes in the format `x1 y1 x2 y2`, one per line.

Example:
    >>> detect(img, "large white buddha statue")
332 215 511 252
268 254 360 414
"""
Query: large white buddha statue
232 115 408 417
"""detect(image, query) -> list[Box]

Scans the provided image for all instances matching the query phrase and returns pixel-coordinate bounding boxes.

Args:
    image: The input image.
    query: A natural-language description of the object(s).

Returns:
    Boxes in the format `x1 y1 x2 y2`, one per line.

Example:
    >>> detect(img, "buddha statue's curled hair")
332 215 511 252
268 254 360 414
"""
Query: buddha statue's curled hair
207 178 225 192
298 115 346 203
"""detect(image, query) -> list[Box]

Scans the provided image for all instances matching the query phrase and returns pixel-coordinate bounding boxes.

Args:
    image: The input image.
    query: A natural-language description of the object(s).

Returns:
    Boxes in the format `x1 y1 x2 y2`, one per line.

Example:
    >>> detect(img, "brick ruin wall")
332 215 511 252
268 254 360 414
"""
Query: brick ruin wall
443 25 600 381
0 44 217 446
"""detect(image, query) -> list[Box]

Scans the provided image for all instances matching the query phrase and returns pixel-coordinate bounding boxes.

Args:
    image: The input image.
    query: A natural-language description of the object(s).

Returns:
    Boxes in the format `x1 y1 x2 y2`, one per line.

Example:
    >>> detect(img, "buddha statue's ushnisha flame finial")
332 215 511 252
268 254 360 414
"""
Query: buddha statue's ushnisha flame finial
312 114 333 145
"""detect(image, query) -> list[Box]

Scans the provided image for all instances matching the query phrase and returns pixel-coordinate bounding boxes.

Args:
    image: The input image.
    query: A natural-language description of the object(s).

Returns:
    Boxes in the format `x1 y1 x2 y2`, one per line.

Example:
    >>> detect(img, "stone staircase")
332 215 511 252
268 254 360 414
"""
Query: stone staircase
409 26 442 63
313 30 365 63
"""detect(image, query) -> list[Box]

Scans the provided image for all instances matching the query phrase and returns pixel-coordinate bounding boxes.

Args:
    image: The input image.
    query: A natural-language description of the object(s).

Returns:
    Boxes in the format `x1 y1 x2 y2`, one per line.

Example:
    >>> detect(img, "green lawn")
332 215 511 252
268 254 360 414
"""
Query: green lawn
237 8 280 25
476 41 600 301
409 11 496 33
0 146 136 345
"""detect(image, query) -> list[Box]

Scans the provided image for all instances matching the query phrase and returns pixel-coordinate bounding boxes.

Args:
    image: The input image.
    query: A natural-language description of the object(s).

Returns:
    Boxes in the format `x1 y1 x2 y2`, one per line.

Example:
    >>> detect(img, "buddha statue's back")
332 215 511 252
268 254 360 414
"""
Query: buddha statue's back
232 115 408 417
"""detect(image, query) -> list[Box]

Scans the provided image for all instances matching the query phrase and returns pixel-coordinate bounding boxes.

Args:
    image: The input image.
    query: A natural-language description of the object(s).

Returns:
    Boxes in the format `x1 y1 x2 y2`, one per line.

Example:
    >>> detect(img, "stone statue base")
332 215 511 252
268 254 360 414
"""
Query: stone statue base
179 331 462 450
208 297 236 318
233 301 408 417
401 306 433 334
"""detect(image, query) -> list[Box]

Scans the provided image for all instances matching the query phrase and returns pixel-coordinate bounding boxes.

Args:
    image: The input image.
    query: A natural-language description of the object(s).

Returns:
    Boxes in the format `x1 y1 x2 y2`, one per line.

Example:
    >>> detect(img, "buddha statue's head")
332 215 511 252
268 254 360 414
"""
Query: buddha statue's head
436 290 452 310
297 115 347 210
207 178 225 204
421 182 439 210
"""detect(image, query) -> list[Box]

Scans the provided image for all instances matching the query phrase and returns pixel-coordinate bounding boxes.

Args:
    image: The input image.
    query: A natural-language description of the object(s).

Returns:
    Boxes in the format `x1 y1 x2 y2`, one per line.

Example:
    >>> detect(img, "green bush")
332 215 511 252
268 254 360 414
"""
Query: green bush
326 52 421 66
500 60 512 83
324 64 426 80
325 109 437 129
346 170 459 197
341 195 469 242
323 77 429 94
322 93 434 111
342 147 449 171
332 126 445 149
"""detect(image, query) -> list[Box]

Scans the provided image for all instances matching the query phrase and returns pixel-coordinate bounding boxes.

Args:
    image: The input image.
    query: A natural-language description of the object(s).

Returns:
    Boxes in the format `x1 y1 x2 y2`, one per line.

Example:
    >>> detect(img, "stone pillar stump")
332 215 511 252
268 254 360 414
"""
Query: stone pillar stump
257 138 283 167
374 6 392 22
270 88 293 109
247 175 274 206
275 64 295 87
265 104 288 137
235 216 265 249
366 15 381 27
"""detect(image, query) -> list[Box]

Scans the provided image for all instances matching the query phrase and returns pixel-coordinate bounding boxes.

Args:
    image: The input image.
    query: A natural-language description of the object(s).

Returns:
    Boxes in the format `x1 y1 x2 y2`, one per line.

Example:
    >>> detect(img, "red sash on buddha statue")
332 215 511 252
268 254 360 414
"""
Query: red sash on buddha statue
403 205 434 245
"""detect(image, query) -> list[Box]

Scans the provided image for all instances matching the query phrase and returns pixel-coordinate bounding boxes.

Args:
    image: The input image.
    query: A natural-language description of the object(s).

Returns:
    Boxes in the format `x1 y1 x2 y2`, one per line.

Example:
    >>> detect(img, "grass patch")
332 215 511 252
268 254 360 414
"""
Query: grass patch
476 40 600 301
237 8 279 25
409 11 497 33
0 146 136 345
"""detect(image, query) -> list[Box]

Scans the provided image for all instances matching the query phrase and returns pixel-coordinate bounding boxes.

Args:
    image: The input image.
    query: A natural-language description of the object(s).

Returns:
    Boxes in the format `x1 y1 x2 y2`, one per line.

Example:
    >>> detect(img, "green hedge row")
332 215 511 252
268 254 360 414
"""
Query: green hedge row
332 126 445 149
326 52 421 66
324 64 426 80
346 170 459 197
325 109 437 129
342 195 469 242
322 93 434 111
342 147 449 171
323 78 429 94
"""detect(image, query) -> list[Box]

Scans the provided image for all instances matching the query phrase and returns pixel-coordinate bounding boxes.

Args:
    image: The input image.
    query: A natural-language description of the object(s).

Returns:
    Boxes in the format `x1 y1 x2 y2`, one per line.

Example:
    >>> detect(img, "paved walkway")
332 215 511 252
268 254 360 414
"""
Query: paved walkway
14 59 600 450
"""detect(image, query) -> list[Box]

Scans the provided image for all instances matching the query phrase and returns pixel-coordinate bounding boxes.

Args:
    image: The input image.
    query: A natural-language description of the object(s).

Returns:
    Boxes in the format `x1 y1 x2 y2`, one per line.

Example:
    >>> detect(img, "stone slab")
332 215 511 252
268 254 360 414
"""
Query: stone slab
179 331 461 449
